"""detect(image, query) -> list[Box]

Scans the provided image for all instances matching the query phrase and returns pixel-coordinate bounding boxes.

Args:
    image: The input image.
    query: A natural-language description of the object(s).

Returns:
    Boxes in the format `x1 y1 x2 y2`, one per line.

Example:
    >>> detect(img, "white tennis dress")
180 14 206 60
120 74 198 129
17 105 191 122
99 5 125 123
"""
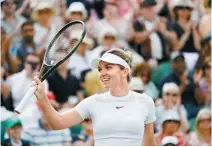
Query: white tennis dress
76 90 156 146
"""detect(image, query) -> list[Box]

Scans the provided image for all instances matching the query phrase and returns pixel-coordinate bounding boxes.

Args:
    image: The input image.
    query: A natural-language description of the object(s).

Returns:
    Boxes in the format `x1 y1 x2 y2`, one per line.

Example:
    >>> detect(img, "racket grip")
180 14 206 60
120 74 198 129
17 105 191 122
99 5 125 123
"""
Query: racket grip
14 86 36 114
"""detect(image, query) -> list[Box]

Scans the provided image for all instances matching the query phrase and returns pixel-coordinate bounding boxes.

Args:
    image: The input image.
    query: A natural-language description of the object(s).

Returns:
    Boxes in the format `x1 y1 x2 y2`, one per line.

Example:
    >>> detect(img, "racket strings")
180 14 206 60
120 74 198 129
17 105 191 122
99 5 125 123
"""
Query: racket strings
45 23 83 66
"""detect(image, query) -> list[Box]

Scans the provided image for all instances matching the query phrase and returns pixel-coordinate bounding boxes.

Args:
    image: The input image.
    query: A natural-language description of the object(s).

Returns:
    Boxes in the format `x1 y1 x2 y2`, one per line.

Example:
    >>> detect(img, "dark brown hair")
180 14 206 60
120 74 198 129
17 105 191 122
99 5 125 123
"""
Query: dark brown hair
132 62 151 79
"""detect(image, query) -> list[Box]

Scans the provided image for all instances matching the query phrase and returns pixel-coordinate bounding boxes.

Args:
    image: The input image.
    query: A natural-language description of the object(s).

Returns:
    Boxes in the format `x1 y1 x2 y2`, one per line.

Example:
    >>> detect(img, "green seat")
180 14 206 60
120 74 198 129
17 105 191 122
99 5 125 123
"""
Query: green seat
151 61 172 87
158 61 172 81
188 117 196 133
1 121 7 140
69 124 82 138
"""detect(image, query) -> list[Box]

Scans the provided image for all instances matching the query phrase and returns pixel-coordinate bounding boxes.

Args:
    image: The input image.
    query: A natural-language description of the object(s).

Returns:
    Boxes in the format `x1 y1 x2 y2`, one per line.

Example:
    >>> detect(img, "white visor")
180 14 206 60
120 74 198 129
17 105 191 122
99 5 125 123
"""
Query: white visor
91 53 131 72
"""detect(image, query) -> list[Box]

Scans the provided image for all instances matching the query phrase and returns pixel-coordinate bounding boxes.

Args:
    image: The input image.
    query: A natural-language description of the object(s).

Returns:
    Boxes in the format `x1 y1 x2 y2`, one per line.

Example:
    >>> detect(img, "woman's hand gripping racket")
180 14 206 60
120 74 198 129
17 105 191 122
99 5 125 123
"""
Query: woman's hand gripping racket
15 20 86 114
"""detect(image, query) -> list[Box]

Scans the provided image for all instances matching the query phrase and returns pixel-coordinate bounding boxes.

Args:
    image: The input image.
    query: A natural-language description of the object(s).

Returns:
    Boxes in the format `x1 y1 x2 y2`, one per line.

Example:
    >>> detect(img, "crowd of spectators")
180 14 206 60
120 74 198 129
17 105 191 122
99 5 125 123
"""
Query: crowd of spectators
1 0 211 146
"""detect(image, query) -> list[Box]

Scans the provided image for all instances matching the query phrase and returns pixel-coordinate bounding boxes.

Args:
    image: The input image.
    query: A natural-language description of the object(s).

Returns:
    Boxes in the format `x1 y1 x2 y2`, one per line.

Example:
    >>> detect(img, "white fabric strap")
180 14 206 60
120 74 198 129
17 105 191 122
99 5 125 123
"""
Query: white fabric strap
102 53 131 71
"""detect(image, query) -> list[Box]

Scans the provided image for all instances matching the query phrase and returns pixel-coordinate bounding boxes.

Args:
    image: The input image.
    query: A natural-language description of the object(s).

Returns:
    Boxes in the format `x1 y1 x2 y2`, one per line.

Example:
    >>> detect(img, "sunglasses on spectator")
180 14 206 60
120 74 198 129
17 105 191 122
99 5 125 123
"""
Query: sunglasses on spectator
164 93 178 97
71 11 83 15
164 120 180 123
84 119 92 123
104 36 115 40
177 6 192 10
26 61 39 70
26 61 39 64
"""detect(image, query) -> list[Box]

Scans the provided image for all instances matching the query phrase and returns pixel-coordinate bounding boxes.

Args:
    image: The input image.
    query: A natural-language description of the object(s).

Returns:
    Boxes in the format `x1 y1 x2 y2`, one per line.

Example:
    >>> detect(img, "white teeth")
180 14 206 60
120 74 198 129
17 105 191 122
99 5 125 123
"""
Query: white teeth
102 78 109 82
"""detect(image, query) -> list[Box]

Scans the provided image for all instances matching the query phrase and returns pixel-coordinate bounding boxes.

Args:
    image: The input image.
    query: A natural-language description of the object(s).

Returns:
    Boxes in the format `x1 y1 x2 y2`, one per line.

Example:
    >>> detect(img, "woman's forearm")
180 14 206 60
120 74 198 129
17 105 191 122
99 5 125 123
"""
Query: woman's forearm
37 96 63 130
192 29 201 51
175 32 190 50
34 77 83 130
142 137 157 146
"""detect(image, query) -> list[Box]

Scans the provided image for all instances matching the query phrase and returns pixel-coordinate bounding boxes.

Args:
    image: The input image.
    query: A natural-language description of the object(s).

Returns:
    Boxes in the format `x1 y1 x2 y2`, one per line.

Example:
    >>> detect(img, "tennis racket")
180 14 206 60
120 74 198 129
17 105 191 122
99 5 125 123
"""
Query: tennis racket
15 20 86 114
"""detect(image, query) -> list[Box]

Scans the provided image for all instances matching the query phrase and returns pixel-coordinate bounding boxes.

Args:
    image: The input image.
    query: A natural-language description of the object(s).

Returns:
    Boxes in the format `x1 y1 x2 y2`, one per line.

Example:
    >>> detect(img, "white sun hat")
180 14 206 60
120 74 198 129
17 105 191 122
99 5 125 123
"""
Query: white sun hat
32 1 55 21
172 0 194 9
161 136 178 146
98 26 117 44
91 49 131 72
66 2 87 20
161 110 180 124
162 82 180 94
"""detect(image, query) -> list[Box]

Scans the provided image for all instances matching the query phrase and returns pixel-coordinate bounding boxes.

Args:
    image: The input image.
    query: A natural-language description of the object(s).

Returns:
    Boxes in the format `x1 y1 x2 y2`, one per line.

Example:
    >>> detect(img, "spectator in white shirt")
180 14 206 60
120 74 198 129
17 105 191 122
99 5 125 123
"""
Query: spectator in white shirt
155 82 189 133
65 2 87 22
68 31 93 79
6 53 48 108
32 1 57 50
91 0 130 48
92 26 118 60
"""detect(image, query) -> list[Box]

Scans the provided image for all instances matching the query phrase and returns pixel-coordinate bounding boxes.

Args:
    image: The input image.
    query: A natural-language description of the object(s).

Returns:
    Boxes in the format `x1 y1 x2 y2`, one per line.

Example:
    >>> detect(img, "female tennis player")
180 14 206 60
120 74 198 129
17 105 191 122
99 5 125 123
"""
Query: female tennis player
33 48 157 146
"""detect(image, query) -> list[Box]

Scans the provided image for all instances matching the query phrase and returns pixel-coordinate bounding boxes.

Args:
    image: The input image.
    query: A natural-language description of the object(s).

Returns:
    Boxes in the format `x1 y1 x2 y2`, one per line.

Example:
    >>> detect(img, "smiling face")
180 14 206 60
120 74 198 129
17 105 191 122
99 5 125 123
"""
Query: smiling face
175 7 192 20
98 61 128 89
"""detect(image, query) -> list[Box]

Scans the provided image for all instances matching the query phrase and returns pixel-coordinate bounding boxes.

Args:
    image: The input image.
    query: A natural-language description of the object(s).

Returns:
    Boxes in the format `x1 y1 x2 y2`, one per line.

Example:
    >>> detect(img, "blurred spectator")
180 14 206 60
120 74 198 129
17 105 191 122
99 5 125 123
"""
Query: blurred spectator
116 0 140 21
156 0 172 19
6 53 48 109
16 0 32 20
1 28 14 110
188 108 211 146
65 2 87 22
1 66 13 111
195 12 211 69
1 106 16 141
160 51 205 119
170 0 201 52
22 113 72 145
1 0 26 50
83 70 107 97
198 57 211 106
1 118 31 146
155 111 189 146
132 62 159 99
190 0 208 21
32 1 57 50
68 31 93 79
88 0 105 19
155 83 189 133
65 1 99 47
47 50 83 109
72 119 94 146
66 0 91 19
198 13 211 39
16 21 39 71
128 0 175 62
91 0 130 48
1 27 18 76
91 26 118 59
128 77 144 93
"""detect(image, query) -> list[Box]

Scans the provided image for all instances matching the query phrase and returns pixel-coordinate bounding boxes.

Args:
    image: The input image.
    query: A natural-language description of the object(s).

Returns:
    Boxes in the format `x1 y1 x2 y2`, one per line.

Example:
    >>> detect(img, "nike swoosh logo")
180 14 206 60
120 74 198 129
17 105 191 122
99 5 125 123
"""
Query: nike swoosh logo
116 106 124 109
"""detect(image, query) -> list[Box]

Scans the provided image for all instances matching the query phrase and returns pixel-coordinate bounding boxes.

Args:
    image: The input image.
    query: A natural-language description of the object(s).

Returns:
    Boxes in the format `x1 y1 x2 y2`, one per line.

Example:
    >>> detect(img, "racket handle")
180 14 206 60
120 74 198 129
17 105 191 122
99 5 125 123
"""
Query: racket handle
14 86 36 114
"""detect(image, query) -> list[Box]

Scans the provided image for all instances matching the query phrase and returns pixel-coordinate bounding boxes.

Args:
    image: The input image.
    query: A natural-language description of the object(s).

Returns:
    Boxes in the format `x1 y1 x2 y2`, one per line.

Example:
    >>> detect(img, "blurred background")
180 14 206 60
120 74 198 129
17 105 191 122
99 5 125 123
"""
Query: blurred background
1 0 211 146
